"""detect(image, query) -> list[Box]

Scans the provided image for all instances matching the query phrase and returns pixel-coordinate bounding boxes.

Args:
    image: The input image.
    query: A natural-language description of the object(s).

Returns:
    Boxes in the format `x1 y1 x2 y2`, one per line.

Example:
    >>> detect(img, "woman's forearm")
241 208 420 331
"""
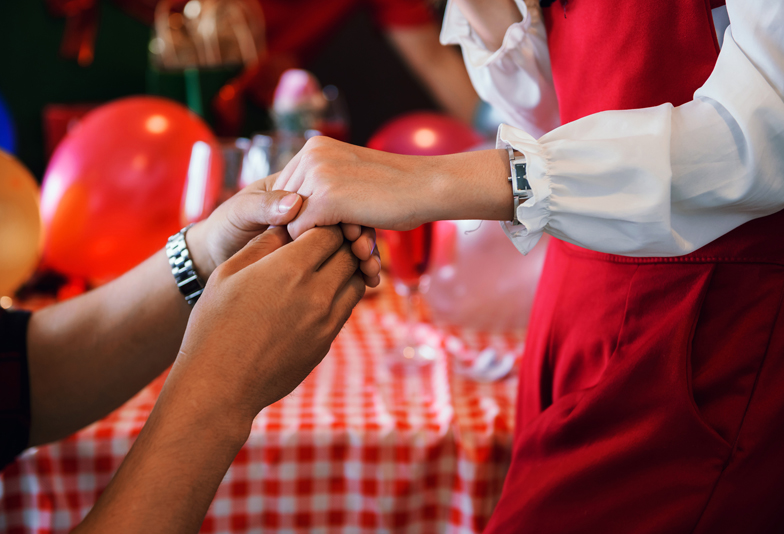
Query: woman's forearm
278 139 515 239
452 0 522 51
427 148 514 223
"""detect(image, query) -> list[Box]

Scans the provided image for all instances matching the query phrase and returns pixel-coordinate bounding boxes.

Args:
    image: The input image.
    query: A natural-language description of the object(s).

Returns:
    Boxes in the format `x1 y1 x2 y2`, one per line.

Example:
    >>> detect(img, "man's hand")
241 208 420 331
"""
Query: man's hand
172 225 365 422
188 174 381 287
274 136 514 241
184 177 303 281
75 225 365 534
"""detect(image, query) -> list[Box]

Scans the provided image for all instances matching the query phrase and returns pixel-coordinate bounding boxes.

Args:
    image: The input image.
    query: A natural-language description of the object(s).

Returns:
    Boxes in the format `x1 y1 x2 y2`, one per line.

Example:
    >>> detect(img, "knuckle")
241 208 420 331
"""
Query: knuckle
210 262 230 283
318 174 338 194
304 135 327 150
311 291 333 315
312 224 343 245
299 146 317 166
290 262 310 284
353 274 366 297
311 159 337 180
344 245 359 269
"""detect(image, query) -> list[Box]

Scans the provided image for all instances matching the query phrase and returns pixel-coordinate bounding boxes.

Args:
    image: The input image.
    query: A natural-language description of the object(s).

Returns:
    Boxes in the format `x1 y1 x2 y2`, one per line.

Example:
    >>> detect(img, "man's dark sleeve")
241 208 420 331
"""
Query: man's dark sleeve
0 307 32 471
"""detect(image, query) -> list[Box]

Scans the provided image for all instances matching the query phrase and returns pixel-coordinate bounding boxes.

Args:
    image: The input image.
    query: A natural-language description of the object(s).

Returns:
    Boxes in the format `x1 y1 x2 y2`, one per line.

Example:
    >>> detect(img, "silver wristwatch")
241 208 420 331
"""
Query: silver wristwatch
507 146 532 226
165 224 205 306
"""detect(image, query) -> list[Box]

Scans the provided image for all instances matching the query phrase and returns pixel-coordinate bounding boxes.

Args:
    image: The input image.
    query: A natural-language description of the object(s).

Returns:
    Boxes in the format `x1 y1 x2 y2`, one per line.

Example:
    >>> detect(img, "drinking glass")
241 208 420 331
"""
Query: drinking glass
382 223 440 366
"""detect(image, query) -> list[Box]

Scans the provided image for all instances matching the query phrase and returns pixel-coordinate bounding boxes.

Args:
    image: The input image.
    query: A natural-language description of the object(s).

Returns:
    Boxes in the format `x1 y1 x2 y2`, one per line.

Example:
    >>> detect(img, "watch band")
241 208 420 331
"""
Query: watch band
507 146 533 226
166 224 205 306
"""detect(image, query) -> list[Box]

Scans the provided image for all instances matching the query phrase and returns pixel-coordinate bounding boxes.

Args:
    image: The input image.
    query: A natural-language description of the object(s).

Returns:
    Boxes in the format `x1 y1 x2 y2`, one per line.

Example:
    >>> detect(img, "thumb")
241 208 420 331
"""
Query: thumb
223 226 290 274
233 189 303 231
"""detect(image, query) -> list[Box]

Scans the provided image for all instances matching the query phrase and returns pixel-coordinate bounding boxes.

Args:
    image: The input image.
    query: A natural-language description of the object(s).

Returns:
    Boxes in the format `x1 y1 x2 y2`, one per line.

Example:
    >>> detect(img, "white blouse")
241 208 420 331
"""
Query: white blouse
441 0 784 257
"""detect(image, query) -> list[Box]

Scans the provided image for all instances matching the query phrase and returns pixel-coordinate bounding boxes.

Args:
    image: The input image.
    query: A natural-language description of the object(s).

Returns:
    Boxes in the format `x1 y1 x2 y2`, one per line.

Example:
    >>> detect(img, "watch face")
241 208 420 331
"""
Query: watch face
513 162 530 193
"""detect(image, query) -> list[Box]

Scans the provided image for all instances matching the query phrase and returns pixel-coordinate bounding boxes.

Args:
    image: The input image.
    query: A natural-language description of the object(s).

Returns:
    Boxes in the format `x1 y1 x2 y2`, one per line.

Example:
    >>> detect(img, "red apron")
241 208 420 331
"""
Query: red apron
484 1 784 532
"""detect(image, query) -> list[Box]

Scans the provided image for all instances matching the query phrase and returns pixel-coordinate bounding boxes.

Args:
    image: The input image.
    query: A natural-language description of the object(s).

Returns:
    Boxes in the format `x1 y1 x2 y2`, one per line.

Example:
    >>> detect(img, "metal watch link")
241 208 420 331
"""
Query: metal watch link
165 224 205 306
507 146 532 226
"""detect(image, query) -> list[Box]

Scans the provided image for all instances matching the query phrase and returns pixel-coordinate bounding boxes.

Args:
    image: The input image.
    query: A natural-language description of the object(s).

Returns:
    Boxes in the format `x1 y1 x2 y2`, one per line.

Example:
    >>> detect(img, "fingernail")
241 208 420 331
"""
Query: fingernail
278 193 299 213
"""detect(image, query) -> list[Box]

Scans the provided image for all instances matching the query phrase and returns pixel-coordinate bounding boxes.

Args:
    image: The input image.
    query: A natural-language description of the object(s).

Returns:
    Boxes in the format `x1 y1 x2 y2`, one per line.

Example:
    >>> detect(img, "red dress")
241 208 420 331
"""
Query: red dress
484 1 784 532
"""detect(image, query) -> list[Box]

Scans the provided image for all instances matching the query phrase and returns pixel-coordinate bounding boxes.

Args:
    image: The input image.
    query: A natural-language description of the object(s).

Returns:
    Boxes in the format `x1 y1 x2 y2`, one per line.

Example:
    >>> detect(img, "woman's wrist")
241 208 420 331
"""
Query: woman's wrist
425 148 514 223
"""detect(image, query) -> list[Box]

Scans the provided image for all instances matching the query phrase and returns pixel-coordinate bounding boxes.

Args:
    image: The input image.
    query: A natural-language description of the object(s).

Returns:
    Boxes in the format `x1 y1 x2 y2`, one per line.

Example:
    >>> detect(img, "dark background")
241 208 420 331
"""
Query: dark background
0 0 439 180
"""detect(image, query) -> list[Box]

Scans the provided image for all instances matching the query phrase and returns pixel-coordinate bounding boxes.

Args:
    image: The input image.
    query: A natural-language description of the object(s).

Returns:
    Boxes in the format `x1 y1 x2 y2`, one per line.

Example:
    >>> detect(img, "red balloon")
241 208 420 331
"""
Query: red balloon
41 96 223 281
367 111 483 156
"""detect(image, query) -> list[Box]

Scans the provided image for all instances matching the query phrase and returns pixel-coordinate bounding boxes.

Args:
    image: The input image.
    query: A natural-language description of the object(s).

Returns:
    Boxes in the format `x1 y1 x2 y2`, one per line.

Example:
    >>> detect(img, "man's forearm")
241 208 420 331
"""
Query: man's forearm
27 246 192 446
72 369 251 534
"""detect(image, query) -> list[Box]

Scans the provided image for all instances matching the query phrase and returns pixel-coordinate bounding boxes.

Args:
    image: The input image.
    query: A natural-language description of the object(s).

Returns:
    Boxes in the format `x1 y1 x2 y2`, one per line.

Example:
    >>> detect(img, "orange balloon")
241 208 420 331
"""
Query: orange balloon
0 151 42 297
40 97 223 281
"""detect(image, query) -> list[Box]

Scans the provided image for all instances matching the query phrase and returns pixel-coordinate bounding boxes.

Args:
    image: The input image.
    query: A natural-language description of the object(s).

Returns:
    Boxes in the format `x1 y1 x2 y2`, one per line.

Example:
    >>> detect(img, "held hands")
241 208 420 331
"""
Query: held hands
170 226 365 430
185 171 381 286
168 167 383 427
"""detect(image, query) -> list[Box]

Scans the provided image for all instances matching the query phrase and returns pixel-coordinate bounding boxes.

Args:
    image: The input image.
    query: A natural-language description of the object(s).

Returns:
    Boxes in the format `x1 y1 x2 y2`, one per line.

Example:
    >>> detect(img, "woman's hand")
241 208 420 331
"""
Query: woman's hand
274 137 439 237
187 173 381 287
274 136 514 240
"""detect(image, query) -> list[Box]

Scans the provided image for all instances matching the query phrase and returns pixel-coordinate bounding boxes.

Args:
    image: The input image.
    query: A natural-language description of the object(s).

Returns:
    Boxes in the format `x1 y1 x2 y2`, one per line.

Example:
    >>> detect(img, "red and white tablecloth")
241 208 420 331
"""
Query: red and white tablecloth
0 288 524 533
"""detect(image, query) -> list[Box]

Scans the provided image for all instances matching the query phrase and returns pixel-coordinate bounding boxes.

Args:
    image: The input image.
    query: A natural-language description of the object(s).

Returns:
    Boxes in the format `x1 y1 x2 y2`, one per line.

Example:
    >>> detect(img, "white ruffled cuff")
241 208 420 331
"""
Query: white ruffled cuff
440 0 532 69
496 124 552 255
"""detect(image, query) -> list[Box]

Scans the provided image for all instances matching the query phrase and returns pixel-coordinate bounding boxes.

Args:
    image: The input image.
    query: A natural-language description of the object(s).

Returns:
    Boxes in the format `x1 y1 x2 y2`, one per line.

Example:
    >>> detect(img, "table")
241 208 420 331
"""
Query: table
0 287 524 533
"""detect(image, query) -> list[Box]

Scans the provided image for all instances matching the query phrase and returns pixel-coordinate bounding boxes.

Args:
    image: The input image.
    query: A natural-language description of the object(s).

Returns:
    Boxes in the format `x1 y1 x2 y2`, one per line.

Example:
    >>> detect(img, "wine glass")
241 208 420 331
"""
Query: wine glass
367 112 482 366
382 224 440 366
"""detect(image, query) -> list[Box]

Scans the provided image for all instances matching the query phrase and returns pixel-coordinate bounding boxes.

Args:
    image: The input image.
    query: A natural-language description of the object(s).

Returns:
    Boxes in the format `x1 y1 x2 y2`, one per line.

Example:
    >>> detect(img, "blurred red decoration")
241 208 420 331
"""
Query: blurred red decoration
366 111 483 156
40 96 223 281
43 103 98 159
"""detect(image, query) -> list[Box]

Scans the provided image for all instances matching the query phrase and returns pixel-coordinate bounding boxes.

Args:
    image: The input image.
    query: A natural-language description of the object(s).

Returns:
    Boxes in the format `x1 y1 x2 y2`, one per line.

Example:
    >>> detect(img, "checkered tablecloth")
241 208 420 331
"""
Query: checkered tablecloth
0 287 524 534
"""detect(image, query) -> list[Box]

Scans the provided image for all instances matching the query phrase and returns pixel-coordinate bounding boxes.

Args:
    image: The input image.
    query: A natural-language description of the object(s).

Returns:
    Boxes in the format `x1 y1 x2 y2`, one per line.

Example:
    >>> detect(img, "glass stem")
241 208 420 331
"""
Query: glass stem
403 285 418 348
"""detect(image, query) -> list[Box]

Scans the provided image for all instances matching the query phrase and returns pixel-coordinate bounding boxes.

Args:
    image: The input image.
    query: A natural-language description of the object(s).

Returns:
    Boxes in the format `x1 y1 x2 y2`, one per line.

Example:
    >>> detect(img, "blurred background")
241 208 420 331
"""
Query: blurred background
0 0 544 338
0 0 469 179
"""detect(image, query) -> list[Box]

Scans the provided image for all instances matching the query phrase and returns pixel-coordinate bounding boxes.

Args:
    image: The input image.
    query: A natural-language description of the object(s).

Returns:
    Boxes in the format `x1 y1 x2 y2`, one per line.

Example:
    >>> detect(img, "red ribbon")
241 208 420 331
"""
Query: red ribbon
46 0 99 66
46 0 158 66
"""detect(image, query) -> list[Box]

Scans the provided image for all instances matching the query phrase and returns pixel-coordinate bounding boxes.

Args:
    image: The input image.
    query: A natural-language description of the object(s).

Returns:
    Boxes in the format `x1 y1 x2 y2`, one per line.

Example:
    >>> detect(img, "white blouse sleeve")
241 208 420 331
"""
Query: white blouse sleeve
495 0 784 257
439 0 560 138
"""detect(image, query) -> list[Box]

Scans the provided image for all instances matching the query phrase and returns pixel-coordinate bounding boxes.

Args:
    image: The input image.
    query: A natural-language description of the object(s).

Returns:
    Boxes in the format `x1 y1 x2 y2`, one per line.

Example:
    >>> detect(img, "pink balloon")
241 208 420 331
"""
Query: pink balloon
424 220 549 332
41 96 223 281
367 112 483 156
